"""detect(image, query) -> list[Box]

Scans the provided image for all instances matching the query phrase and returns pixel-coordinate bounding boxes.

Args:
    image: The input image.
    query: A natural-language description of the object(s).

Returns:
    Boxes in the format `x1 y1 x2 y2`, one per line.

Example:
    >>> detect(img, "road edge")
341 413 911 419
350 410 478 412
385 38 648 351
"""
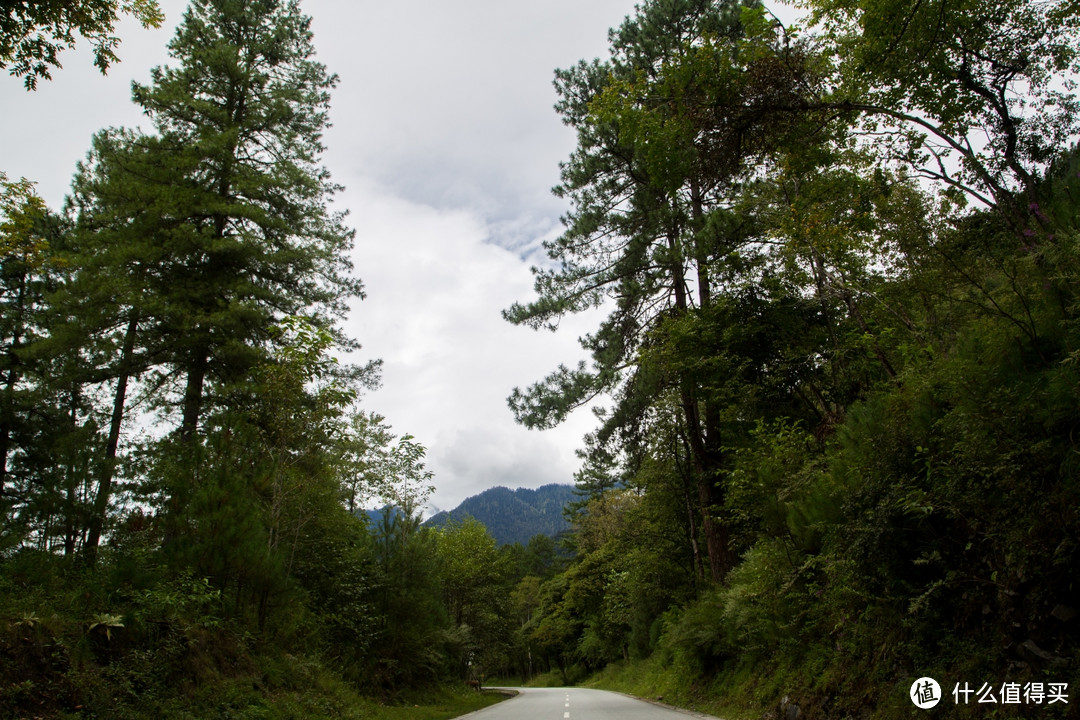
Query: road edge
449 688 520 719
608 689 727 719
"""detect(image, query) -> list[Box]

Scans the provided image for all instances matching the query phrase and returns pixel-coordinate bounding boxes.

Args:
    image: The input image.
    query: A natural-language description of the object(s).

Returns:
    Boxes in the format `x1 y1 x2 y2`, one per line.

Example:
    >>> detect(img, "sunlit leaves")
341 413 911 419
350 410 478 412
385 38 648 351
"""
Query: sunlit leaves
0 174 49 268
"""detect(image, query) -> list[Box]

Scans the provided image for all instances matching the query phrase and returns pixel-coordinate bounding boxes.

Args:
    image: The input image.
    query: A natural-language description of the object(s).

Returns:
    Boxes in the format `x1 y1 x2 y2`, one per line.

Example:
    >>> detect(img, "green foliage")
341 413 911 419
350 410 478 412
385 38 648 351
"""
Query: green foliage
6 0 1080 715
436 518 515 680
0 177 94 558
2 0 508 714
503 0 1080 716
802 0 1080 219
0 0 164 89
364 502 449 694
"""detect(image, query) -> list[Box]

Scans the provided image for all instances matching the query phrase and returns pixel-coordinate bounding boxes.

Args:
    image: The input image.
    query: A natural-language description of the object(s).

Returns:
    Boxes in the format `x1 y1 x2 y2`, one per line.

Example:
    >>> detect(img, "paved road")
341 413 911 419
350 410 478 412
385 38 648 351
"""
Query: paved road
463 687 721 720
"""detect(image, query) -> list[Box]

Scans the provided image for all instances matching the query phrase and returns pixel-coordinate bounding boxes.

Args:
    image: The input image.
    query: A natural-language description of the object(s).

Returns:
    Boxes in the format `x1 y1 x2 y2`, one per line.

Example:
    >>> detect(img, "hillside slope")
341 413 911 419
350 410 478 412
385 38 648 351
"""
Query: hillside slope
423 484 575 545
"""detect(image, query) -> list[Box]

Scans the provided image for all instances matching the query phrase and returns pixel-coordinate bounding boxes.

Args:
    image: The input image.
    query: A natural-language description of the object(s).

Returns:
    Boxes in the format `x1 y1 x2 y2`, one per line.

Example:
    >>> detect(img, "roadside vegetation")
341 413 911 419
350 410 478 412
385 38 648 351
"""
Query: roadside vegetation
1 1 520 716
498 0 1080 717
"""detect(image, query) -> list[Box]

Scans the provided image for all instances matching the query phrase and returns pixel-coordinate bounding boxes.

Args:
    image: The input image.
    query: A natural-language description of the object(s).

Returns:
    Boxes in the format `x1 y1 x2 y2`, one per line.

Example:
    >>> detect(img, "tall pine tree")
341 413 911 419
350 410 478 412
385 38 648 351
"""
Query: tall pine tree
127 0 363 441
505 0 823 582
63 0 369 557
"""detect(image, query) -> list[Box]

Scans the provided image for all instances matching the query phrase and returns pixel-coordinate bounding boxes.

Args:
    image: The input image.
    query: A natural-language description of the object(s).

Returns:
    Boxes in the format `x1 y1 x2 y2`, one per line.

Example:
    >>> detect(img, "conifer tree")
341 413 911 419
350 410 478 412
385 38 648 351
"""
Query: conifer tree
505 0 822 582
63 129 181 559
125 0 363 442
0 176 61 544
63 0 370 556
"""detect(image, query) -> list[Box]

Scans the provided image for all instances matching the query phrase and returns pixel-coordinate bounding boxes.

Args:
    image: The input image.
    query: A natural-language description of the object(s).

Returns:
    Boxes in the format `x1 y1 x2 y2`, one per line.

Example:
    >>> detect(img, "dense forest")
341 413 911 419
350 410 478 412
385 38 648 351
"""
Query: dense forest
502 0 1080 716
2 0 1079 718
424 484 575 545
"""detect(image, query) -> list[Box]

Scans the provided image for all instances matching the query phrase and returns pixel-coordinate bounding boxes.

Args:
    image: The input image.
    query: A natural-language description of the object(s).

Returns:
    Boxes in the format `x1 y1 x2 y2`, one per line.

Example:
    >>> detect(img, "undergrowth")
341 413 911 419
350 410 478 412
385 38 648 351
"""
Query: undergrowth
0 551 505 719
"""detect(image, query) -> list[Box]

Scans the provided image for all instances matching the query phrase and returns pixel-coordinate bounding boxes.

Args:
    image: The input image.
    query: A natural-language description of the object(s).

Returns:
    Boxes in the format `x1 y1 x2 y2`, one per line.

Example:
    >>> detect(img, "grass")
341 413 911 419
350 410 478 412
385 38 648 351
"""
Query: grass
356 688 509 720
93 679 510 720
583 658 763 720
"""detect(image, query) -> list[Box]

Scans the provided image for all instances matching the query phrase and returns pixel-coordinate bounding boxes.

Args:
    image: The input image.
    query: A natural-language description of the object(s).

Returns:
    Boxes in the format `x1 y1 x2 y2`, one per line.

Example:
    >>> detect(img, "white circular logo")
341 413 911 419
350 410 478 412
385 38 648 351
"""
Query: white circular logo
910 677 942 709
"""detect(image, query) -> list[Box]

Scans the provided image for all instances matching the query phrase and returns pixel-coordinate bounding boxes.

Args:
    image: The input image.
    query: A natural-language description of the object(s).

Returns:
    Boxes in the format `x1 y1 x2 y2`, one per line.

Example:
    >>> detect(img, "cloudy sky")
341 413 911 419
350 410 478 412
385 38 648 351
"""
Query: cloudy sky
0 0 660 511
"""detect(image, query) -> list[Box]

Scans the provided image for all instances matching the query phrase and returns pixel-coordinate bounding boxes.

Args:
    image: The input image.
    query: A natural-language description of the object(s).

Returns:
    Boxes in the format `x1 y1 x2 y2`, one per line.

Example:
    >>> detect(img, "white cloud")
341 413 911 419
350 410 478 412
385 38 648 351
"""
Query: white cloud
343 178 602 509
309 0 635 226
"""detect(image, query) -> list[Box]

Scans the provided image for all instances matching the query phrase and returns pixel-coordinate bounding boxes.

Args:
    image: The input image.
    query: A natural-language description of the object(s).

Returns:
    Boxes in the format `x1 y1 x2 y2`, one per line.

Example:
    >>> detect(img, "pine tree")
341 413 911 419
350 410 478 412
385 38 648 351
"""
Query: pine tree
62 0 370 557
0 176 63 546
126 0 363 442
505 0 822 582
62 129 181 559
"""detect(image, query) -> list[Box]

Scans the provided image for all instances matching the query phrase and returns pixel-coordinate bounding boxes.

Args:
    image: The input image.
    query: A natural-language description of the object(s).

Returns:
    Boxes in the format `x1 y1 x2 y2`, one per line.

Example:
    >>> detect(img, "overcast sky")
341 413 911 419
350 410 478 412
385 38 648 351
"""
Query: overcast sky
1 0 662 512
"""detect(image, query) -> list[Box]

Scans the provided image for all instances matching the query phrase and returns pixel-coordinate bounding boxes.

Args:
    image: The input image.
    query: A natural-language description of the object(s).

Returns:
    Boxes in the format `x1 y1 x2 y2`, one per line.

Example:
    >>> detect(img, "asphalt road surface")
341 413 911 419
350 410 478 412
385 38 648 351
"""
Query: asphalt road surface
463 687 721 720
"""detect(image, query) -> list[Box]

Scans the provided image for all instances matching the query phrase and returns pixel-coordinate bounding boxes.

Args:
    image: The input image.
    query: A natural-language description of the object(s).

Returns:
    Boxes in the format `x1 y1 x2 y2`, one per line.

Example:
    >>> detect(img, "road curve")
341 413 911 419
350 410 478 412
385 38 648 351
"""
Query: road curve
461 687 721 720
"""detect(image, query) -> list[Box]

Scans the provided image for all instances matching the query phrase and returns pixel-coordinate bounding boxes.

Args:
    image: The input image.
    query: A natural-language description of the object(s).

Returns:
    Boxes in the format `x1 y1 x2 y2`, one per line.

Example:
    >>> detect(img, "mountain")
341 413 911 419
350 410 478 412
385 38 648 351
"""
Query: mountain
423 484 576 545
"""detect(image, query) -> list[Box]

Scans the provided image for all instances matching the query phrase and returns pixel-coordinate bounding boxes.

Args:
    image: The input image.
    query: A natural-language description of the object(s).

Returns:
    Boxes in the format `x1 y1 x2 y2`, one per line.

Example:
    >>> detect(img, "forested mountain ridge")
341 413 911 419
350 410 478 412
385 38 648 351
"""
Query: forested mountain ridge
423 484 574 545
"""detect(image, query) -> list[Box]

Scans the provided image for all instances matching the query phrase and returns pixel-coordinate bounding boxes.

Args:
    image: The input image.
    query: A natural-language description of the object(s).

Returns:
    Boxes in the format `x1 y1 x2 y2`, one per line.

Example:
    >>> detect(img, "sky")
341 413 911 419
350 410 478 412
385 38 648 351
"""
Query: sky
0 0 649 512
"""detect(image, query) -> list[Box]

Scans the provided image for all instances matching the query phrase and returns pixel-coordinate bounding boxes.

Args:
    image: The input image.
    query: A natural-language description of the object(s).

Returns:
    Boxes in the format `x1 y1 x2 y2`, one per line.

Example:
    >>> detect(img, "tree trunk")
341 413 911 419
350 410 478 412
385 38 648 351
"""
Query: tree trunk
84 311 139 563
666 216 732 583
682 472 705 583
179 345 208 442
683 396 731 584
164 342 209 547
0 268 27 521
689 177 733 582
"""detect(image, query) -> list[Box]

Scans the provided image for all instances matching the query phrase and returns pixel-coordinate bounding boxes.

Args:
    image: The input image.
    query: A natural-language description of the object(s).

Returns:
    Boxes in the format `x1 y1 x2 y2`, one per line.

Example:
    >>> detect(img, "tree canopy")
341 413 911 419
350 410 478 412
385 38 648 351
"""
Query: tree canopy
1 0 164 89
505 0 1080 712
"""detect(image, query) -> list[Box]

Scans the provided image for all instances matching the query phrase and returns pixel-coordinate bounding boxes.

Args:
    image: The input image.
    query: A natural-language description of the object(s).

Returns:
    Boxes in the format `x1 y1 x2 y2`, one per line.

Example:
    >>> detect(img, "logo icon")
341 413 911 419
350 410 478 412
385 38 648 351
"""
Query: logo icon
911 677 942 709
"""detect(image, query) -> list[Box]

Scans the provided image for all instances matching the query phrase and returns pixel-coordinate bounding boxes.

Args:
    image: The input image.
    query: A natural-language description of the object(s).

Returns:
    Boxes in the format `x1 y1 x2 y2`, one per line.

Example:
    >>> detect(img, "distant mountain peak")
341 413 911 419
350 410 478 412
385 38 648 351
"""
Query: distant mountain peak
423 483 575 545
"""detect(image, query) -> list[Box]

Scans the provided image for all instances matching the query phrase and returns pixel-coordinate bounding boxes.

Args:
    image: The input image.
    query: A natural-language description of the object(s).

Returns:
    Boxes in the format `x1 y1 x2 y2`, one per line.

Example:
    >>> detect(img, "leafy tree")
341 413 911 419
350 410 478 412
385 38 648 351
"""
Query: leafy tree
0 174 48 531
1 0 164 89
506 0 826 582
802 0 1080 222
522 533 565 579
0 175 88 553
438 517 507 626
436 517 513 679
337 410 396 515
379 433 436 519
